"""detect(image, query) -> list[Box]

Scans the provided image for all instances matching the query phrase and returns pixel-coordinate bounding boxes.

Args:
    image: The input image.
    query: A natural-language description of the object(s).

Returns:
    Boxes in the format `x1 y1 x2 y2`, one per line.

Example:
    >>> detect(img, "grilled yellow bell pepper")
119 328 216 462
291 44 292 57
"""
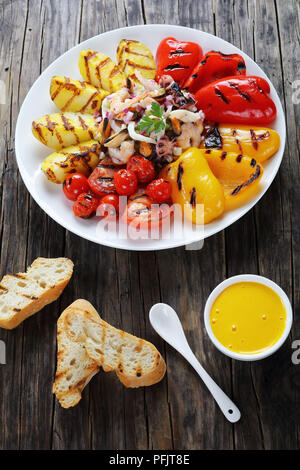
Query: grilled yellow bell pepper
200 124 280 163
203 149 263 211
160 148 225 224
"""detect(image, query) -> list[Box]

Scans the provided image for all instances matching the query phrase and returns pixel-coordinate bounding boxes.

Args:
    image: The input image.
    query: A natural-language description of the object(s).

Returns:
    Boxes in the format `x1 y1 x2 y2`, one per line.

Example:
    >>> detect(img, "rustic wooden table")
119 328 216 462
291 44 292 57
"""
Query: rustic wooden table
0 0 299 450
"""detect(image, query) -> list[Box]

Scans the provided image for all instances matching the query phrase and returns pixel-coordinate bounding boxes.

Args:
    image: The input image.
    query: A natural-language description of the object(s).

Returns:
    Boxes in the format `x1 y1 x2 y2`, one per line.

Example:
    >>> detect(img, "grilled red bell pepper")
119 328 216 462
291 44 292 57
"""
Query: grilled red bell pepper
183 50 246 93
195 75 277 125
155 37 203 87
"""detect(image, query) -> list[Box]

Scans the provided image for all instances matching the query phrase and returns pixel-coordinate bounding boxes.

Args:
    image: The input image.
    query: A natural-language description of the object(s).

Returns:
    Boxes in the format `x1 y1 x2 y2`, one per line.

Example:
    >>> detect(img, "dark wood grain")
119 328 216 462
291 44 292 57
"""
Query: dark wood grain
0 0 299 450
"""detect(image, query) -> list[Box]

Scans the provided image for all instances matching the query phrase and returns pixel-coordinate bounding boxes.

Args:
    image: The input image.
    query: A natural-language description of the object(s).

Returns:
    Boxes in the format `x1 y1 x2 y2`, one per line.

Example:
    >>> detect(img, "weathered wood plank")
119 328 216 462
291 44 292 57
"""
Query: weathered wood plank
245 0 296 450
15 0 83 451
0 0 298 451
34 0 94 451
143 0 233 450
212 0 264 450
0 0 32 450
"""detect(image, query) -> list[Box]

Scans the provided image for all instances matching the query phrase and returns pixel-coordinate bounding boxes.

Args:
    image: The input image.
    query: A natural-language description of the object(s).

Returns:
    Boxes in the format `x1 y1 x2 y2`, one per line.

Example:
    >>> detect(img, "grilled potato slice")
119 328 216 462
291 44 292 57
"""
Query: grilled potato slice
32 112 97 150
41 140 100 184
50 76 109 114
116 39 156 79
79 50 126 92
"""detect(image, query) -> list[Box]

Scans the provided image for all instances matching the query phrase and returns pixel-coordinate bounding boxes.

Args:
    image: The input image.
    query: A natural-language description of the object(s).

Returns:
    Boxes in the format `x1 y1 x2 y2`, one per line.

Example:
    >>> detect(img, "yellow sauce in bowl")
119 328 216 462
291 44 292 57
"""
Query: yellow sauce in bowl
210 282 286 355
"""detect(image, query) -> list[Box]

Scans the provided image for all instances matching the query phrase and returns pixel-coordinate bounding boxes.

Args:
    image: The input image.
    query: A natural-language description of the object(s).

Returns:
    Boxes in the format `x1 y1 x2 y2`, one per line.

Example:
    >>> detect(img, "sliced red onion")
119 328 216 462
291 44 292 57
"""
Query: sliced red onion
123 111 134 125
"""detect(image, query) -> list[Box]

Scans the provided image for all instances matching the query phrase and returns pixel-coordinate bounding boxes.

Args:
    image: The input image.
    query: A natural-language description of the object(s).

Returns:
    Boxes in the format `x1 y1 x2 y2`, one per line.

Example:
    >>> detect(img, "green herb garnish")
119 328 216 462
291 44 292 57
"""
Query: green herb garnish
136 102 166 136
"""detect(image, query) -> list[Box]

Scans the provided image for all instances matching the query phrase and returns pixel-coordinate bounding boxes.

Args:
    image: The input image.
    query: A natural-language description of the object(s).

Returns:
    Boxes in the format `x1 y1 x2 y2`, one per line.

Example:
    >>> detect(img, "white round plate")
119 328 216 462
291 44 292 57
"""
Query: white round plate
15 24 286 251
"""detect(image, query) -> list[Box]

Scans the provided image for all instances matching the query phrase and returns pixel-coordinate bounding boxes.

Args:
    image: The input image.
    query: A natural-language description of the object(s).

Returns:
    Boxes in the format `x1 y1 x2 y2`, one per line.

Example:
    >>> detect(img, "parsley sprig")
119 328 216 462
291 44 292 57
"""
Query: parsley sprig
135 102 166 136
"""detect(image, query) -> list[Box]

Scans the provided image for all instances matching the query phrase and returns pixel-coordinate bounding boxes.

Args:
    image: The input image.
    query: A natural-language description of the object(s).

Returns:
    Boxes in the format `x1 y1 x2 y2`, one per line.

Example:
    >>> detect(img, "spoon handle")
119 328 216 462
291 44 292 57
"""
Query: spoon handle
183 347 241 423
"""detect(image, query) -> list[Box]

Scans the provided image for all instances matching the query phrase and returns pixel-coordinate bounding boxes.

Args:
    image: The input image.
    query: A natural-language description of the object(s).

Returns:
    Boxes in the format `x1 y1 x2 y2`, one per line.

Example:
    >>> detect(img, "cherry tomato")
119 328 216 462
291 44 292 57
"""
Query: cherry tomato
146 178 172 203
63 173 90 201
97 194 119 219
73 193 99 218
114 169 138 196
123 192 171 230
88 158 118 197
127 155 156 184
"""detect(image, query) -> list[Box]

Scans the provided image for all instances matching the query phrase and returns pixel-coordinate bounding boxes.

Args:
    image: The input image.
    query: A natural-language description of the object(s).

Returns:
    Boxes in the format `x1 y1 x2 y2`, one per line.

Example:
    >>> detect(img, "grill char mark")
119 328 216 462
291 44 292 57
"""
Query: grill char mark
190 187 196 208
164 63 189 71
80 91 99 113
215 88 230 104
169 48 192 57
250 129 270 150
10 273 26 279
177 162 184 190
231 165 261 195
229 82 251 101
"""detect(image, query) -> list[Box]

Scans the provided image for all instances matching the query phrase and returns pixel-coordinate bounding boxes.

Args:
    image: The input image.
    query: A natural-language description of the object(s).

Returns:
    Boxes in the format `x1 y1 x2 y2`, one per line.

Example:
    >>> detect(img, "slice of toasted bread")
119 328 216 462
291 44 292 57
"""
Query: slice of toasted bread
0 257 74 329
62 299 166 389
52 300 100 408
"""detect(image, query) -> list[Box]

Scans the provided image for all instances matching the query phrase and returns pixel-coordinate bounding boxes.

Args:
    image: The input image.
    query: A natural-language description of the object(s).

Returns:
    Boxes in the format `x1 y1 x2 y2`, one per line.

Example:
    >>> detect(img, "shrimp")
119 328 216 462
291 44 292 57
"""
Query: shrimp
108 140 135 165
176 120 203 150
111 90 150 118
140 95 156 108
110 88 130 114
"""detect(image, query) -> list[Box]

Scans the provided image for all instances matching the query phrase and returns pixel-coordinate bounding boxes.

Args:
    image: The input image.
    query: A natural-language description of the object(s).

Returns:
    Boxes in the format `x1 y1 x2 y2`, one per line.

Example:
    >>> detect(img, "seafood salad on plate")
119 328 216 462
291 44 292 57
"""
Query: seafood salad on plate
32 37 280 230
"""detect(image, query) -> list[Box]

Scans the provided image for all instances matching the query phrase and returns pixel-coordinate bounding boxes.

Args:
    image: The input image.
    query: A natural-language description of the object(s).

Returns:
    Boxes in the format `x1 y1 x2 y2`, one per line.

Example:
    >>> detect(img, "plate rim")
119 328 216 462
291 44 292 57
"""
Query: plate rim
15 24 286 251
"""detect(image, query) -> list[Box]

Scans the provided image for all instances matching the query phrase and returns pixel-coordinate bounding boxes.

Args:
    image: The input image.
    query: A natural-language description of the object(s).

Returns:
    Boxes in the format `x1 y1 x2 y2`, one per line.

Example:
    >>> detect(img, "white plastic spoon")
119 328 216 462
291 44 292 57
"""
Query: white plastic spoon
149 303 241 423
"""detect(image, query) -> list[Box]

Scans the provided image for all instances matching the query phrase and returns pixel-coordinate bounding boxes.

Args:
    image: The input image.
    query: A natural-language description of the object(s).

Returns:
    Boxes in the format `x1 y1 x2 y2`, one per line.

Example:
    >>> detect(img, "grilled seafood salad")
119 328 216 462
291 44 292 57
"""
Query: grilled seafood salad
32 37 280 228
96 71 204 166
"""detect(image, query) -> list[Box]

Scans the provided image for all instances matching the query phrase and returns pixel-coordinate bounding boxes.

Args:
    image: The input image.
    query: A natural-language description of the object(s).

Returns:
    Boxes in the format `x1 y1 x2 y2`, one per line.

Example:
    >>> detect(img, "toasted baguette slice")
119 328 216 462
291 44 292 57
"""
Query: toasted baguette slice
63 299 166 388
53 300 100 408
0 258 74 329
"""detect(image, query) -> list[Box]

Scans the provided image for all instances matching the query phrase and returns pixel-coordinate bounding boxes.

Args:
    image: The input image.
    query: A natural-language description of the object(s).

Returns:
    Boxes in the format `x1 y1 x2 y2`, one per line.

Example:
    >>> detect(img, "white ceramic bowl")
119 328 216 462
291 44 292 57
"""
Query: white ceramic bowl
204 274 293 361
15 24 286 251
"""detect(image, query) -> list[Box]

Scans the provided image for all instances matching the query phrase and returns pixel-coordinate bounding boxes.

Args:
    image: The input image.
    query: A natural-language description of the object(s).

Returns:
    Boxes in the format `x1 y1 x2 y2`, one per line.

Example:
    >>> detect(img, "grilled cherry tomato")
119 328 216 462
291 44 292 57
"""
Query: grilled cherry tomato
127 155 156 184
195 76 277 125
155 37 203 86
73 193 99 218
63 173 90 201
88 158 118 197
183 51 246 93
123 192 171 230
146 178 172 203
97 194 119 219
114 169 138 196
